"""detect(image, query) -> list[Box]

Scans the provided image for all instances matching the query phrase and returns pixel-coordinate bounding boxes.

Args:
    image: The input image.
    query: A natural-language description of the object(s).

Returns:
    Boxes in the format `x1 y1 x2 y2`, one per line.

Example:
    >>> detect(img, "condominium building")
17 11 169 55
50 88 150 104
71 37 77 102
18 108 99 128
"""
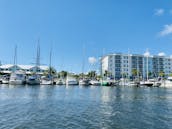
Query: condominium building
101 53 172 79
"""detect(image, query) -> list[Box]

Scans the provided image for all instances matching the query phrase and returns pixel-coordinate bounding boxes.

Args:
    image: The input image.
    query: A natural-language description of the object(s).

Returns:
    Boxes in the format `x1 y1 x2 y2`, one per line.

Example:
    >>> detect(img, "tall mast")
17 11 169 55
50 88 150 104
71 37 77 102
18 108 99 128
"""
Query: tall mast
82 44 85 79
49 45 52 75
137 56 139 79
13 45 17 72
128 49 130 79
36 39 40 72
146 49 149 81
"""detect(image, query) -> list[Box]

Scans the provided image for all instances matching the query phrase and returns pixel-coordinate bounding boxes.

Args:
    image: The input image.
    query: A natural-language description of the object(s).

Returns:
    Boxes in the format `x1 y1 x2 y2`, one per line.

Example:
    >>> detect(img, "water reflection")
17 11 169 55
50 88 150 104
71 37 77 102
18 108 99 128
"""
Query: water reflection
0 85 172 129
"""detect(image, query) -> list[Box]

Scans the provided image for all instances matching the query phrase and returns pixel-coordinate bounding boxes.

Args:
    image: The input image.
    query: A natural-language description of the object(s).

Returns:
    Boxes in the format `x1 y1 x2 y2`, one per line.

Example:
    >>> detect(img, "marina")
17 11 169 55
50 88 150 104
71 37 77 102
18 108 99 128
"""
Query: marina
1 0 172 128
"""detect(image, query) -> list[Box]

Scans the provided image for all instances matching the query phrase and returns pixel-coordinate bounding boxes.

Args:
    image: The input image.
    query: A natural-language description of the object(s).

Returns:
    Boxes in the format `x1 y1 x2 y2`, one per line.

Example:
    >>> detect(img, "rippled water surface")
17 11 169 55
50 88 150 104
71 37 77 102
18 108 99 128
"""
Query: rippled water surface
0 85 172 129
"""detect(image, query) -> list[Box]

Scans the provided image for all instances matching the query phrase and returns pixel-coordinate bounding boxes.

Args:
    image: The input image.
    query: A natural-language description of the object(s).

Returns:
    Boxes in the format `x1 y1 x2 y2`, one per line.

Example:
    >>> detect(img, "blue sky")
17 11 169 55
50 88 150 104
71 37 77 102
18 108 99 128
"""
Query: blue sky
0 0 172 73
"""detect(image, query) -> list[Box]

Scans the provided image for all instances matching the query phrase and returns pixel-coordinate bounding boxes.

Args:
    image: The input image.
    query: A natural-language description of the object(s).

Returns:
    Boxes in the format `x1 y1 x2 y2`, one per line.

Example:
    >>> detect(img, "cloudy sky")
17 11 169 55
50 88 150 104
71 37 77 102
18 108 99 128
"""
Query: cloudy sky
0 0 172 73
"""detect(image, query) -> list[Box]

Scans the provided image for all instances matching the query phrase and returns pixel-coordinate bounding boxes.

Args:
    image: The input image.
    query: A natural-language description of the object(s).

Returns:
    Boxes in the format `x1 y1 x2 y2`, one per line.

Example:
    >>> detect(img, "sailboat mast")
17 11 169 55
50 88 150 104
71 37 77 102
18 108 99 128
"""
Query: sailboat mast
137 56 139 79
146 52 149 81
13 45 17 72
36 39 40 73
49 46 52 76
128 49 130 79
82 44 85 79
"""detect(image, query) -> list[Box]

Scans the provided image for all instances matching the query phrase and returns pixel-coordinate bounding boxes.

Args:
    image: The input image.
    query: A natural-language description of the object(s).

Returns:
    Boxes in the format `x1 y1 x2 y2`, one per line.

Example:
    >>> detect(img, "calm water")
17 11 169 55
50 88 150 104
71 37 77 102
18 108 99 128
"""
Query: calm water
0 85 172 129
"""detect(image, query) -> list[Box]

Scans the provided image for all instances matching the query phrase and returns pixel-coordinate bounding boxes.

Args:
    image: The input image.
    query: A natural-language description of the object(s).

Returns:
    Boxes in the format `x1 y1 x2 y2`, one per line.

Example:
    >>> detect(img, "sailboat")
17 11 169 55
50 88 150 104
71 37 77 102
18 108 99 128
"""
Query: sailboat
9 45 26 85
41 47 54 85
27 40 41 85
66 72 78 85
140 50 154 86
79 44 90 86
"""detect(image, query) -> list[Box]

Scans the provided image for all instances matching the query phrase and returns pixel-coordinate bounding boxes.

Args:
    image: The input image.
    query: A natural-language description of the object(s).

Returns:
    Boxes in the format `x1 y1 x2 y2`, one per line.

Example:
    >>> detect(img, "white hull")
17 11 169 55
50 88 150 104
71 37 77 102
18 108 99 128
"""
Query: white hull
79 80 89 86
41 80 52 85
160 81 172 87
90 80 101 86
9 80 25 85
140 81 154 86
128 82 139 87
56 80 64 85
9 72 26 85
2 80 9 84
66 80 78 85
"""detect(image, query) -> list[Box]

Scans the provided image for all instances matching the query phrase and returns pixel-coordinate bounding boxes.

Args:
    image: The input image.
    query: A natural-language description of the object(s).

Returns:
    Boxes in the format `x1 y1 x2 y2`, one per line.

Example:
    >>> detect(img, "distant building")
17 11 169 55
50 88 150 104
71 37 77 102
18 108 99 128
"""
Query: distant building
0 64 49 75
101 53 172 79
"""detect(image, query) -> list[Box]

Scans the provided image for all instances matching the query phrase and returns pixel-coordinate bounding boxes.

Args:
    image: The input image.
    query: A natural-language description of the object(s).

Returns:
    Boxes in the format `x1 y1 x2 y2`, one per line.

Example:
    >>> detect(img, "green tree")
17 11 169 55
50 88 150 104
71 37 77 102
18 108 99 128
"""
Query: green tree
58 71 68 79
47 67 57 75
87 71 97 79
169 73 172 77
132 69 137 77
159 71 165 77
148 72 152 77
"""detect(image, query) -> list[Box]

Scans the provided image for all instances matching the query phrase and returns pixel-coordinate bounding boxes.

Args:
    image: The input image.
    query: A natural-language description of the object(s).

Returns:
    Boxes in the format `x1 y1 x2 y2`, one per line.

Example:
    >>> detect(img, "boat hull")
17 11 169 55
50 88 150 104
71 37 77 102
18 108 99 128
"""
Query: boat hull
27 80 40 85
66 81 78 85
9 80 25 85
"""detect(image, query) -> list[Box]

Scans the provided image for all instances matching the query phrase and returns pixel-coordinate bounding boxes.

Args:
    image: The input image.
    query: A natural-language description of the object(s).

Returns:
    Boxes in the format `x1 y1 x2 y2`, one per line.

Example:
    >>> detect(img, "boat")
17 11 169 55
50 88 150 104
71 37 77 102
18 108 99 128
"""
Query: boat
2 75 10 84
56 79 64 85
119 78 129 86
101 79 113 86
139 50 154 87
140 79 161 87
9 71 26 85
66 75 78 85
160 77 172 87
140 80 154 87
128 81 139 87
40 47 54 85
89 80 101 86
27 74 40 85
27 40 41 85
78 44 89 86
9 46 26 85
41 75 53 85
79 79 90 86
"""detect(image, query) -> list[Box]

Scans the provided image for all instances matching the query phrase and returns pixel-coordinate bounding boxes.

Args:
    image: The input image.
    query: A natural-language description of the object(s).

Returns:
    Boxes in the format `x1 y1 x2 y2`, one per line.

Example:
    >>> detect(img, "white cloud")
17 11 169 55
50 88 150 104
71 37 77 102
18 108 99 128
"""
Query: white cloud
88 57 97 65
158 52 166 56
159 24 172 36
154 9 164 16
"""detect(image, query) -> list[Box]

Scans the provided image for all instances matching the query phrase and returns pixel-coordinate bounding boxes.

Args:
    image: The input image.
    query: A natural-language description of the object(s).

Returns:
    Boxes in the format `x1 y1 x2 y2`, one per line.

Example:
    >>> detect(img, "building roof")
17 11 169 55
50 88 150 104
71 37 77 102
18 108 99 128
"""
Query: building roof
0 64 14 69
0 64 49 70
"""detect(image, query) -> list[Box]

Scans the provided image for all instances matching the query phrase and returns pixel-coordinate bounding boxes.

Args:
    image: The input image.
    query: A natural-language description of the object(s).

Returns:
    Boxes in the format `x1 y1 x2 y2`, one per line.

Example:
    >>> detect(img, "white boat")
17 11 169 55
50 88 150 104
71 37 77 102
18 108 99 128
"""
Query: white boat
56 79 64 85
27 75 40 85
9 46 26 85
66 76 78 85
128 81 139 87
89 80 101 86
2 75 10 84
9 71 26 85
79 79 89 86
140 79 161 87
160 77 172 87
27 40 41 85
140 80 154 87
41 76 53 85
41 80 52 85
66 80 78 85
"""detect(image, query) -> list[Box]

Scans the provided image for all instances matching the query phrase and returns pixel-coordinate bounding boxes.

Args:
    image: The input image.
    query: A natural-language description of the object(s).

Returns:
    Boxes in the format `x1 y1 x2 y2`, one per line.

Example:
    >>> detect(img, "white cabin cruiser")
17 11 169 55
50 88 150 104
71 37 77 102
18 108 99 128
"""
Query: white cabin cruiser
160 77 172 87
9 71 26 85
